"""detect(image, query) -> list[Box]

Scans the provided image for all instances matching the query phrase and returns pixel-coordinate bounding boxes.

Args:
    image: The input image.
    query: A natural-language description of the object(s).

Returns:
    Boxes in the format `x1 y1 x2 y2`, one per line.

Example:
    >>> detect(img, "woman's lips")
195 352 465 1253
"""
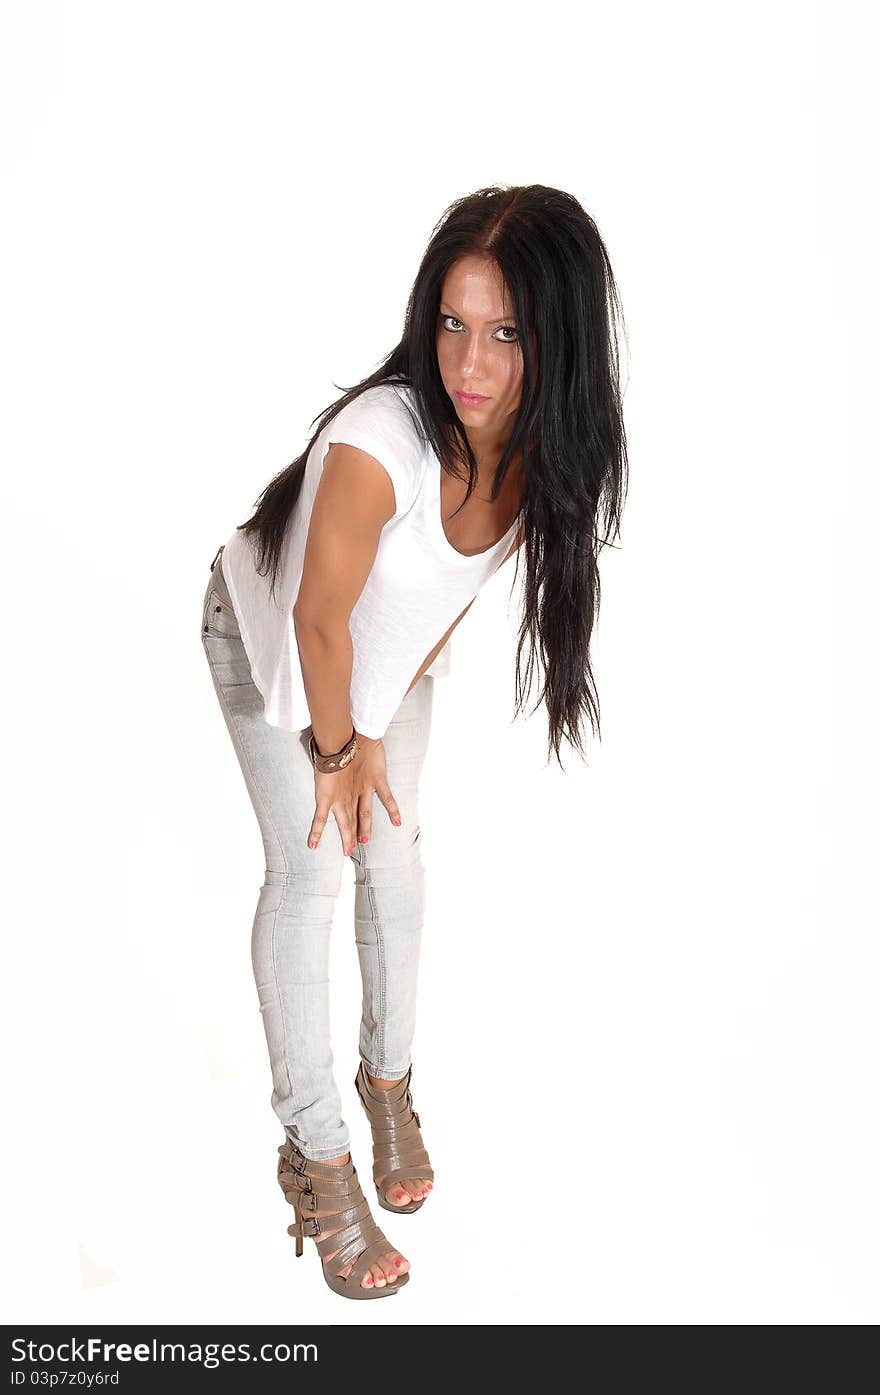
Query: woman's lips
455 390 490 405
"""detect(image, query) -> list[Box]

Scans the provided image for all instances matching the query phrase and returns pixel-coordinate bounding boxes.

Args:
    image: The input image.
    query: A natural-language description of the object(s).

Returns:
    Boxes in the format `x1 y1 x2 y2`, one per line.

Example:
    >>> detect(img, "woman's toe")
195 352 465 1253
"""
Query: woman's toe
370 1263 387 1287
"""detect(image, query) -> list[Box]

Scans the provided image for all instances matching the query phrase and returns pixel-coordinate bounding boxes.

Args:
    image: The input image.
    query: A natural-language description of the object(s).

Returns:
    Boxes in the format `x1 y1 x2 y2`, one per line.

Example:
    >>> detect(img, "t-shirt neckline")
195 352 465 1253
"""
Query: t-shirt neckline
426 460 520 561
391 382 519 562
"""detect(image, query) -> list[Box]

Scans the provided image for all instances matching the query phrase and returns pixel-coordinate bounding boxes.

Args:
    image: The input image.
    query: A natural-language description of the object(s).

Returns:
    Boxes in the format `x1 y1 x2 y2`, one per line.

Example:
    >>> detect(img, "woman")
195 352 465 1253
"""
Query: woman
200 183 628 1301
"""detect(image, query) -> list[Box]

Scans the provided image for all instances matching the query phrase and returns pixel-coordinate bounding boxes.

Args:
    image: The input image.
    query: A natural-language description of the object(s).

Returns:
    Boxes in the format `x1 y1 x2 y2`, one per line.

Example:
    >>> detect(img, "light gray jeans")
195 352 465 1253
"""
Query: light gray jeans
201 545 434 1160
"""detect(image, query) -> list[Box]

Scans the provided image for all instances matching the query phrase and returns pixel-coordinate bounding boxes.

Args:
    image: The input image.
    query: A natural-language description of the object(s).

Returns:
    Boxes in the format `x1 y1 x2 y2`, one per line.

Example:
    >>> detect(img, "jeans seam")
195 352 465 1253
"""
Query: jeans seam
202 634 299 1131
360 847 387 1074
360 1058 411 1082
201 587 214 633
293 1140 352 1162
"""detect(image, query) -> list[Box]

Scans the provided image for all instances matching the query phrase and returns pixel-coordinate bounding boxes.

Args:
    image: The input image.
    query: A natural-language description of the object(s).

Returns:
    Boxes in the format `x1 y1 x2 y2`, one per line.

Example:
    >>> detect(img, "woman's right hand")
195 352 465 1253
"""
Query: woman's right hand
307 734 402 855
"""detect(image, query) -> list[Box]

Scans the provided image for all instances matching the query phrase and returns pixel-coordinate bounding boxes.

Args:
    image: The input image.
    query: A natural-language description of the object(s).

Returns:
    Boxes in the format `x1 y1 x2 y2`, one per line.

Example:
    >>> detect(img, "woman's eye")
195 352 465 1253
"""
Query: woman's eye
440 314 518 343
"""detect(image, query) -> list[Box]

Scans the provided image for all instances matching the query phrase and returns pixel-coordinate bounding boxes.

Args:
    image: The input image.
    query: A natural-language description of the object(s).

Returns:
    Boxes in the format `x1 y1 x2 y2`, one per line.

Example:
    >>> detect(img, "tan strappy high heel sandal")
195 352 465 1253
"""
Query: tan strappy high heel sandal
354 1061 435 1214
277 1141 409 1300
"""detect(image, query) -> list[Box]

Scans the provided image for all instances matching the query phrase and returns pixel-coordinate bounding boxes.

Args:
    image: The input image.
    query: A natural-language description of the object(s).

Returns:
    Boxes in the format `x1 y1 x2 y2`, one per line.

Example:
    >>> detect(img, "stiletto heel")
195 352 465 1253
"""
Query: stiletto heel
293 1196 304 1258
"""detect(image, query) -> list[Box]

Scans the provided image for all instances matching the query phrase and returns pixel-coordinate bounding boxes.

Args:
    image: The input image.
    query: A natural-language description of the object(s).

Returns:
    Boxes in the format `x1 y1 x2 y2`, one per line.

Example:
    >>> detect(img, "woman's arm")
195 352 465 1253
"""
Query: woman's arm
293 441 396 754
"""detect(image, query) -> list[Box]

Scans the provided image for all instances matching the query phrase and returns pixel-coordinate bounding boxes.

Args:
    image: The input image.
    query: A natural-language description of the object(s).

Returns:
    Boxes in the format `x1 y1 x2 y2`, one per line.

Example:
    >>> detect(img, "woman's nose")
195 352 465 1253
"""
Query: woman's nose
460 338 485 376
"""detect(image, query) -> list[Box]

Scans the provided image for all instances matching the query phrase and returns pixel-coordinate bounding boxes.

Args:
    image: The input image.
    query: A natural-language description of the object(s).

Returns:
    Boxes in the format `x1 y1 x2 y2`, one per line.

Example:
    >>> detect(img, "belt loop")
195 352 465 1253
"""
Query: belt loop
210 544 224 572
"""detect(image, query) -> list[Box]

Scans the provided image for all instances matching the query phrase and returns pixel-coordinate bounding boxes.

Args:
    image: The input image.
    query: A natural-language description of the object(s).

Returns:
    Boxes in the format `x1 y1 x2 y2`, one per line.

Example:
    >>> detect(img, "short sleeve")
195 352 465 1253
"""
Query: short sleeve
319 383 424 520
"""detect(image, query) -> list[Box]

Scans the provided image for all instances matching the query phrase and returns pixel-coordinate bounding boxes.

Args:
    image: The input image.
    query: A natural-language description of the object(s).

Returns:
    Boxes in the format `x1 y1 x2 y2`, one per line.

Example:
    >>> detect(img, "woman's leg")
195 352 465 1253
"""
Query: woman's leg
200 552 411 1291
200 557 350 1161
351 675 434 1082
351 678 435 1207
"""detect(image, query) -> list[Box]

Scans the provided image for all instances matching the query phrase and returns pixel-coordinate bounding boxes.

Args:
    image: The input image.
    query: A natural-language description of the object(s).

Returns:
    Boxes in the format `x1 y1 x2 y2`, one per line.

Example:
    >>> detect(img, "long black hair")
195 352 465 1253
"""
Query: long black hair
237 184 629 769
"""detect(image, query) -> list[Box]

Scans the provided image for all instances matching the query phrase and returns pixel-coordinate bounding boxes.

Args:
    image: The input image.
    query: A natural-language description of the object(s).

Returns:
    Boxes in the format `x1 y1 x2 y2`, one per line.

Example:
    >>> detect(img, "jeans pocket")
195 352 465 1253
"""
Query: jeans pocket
202 585 240 640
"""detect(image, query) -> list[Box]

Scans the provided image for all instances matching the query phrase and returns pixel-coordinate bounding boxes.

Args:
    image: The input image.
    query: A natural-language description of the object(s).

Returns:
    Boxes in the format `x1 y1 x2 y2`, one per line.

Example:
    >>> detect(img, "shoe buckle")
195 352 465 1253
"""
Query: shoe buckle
412 1109 421 1128
296 1173 313 1194
299 1189 318 1212
294 1156 309 1175
302 1216 321 1237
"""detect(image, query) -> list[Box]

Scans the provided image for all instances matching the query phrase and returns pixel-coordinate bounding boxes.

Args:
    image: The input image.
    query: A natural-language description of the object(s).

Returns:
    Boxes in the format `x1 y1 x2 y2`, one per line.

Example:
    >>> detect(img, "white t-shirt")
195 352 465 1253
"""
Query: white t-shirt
220 379 520 739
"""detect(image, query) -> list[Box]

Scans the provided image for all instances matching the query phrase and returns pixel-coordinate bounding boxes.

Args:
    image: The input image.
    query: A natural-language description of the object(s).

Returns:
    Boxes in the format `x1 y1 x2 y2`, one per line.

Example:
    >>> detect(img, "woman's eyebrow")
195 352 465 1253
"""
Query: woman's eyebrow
439 303 517 325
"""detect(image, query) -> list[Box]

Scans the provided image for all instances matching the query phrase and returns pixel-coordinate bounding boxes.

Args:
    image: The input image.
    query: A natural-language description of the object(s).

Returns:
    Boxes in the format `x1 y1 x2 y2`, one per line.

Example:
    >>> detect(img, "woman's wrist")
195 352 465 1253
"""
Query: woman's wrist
311 728 353 758
308 725 358 773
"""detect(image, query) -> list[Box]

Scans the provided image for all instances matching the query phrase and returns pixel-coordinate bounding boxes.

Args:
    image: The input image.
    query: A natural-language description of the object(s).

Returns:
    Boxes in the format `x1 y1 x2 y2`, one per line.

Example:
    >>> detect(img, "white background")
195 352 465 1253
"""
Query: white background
2 0 877 1326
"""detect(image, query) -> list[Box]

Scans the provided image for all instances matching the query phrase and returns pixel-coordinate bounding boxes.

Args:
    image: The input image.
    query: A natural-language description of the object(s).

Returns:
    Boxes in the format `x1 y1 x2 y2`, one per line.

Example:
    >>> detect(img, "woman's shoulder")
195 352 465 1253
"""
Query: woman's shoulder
318 378 426 518
326 378 421 437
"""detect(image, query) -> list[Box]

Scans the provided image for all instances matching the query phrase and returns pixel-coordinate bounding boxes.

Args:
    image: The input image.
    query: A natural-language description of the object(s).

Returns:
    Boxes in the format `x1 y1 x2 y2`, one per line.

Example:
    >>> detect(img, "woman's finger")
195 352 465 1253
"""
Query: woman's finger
357 790 374 845
374 781 402 828
308 805 330 850
335 803 357 857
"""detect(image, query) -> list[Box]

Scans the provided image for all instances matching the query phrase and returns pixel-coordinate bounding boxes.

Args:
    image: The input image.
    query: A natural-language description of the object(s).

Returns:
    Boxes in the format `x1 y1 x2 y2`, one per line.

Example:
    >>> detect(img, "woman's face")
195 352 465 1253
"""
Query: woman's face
435 255 524 443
